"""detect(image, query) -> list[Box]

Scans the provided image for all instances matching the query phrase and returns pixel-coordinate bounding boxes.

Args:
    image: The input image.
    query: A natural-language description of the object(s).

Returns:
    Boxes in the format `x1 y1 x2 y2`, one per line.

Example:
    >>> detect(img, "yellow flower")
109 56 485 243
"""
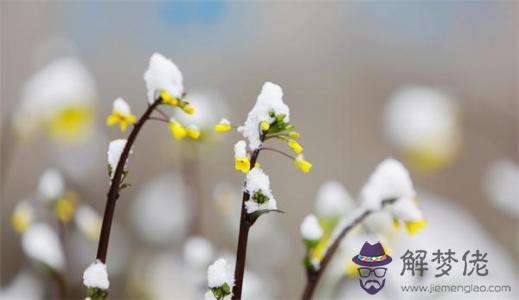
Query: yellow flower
53 193 78 222
405 218 427 235
106 98 137 132
215 119 232 132
260 121 270 131
160 90 179 106
294 155 312 173
186 125 201 139
11 203 34 233
49 105 93 143
182 104 195 115
288 139 303 153
169 119 187 140
288 131 300 139
235 157 251 173
344 262 358 277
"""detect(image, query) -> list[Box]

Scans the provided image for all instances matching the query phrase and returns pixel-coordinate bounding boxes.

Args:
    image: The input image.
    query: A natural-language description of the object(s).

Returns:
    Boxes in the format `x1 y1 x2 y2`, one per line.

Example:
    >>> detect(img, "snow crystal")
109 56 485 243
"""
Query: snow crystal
22 223 65 271
207 258 234 288
314 181 353 218
244 167 277 213
360 158 416 211
184 236 214 269
300 214 323 241
83 260 110 290
144 53 184 104
242 82 290 150
107 139 131 176
38 168 64 202
113 98 131 115
234 140 247 158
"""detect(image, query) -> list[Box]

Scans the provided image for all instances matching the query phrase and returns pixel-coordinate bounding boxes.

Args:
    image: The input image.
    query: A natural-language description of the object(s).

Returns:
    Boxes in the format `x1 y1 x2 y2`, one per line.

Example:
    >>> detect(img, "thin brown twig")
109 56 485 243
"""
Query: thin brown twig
96 99 162 263
301 210 371 300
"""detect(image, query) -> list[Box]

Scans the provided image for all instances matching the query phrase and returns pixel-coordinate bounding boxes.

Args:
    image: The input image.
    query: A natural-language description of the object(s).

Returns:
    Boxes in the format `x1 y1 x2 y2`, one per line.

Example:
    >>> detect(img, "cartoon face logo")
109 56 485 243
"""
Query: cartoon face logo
352 241 392 295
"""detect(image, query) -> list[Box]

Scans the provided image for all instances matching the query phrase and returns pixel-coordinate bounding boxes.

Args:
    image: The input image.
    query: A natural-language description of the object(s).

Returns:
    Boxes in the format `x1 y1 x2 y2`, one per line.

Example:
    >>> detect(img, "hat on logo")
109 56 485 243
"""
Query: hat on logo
352 241 392 267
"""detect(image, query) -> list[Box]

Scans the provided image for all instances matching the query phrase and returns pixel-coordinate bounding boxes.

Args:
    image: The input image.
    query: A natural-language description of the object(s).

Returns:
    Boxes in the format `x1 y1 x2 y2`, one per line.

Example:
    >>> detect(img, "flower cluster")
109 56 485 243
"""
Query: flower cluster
206 258 234 300
12 57 96 143
359 158 426 234
106 98 136 132
244 167 277 214
217 82 312 174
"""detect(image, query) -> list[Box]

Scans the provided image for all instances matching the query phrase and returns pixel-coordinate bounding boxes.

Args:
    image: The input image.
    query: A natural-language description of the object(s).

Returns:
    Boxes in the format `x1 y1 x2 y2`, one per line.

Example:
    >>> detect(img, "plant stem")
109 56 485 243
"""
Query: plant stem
96 99 161 263
232 145 262 300
301 210 371 300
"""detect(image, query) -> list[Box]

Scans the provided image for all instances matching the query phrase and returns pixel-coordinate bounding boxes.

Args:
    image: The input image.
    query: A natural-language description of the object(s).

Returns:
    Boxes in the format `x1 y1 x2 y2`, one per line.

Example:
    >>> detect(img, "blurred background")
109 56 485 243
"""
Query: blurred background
1 1 517 299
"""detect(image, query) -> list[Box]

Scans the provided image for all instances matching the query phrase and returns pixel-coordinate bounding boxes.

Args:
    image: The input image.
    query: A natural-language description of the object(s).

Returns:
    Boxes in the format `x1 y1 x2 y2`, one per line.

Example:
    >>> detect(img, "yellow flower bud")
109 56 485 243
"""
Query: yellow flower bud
288 131 300 139
54 195 78 222
288 139 303 154
169 119 187 140
160 90 179 106
235 157 251 173
215 119 232 132
260 121 270 131
405 218 426 235
186 126 201 139
183 104 195 115
11 203 34 233
294 155 312 173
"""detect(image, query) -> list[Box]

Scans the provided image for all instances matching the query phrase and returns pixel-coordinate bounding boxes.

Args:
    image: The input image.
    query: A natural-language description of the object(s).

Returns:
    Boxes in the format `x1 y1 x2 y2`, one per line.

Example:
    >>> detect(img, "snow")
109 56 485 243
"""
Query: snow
219 118 230 125
38 168 64 202
207 258 234 288
314 181 353 218
144 53 184 104
234 140 247 158
112 98 131 115
244 167 277 213
107 139 131 176
384 86 459 150
300 214 323 241
83 260 110 290
242 82 290 150
360 158 416 211
14 57 96 133
22 223 65 271
75 205 102 240
183 236 214 269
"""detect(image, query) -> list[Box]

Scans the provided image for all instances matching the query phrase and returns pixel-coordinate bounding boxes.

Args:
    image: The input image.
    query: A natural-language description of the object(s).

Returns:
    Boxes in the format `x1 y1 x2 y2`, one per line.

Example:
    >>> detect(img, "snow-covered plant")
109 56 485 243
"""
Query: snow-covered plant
12 57 97 143
37 168 78 222
213 82 312 299
86 52 200 299
301 158 426 299
206 258 234 300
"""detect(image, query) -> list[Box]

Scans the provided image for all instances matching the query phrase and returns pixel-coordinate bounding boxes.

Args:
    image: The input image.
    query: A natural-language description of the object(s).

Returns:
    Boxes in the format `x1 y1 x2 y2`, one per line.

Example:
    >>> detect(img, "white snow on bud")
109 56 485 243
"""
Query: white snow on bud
207 258 234 289
38 168 64 202
183 236 214 269
242 82 290 150
234 140 247 158
144 52 184 104
83 260 110 290
244 167 277 213
22 223 65 271
300 214 323 241
360 159 422 222
107 139 131 177
384 86 459 151
75 205 102 240
360 158 415 210
112 97 131 116
314 181 353 218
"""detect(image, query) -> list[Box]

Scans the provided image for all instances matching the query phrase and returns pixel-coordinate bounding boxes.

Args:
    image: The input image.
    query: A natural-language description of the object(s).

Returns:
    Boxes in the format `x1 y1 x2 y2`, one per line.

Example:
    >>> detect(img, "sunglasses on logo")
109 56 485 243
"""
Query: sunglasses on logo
357 267 387 278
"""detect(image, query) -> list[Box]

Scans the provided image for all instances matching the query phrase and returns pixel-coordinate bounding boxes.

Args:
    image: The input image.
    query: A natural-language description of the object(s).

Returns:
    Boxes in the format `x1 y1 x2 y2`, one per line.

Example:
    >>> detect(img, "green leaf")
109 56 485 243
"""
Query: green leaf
248 209 285 225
